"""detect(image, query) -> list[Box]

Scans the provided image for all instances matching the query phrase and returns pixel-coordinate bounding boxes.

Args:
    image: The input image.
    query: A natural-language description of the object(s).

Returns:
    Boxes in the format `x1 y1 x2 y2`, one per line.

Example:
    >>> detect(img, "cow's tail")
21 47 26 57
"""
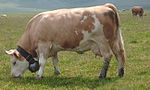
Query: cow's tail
105 3 126 77
106 3 125 62
104 3 120 29
117 28 126 64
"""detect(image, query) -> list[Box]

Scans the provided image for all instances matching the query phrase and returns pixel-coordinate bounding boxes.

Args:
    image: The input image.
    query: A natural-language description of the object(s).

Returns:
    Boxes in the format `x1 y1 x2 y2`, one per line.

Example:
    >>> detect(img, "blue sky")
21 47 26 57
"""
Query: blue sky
0 0 149 13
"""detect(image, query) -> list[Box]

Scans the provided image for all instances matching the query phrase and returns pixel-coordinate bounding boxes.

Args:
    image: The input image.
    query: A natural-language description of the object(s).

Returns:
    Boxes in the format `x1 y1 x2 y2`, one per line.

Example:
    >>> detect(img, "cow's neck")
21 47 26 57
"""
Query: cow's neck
18 31 37 57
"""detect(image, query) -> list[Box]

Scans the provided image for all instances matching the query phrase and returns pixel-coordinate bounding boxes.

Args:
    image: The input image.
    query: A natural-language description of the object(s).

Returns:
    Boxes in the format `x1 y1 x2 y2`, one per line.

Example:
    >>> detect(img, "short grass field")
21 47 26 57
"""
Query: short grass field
0 11 150 90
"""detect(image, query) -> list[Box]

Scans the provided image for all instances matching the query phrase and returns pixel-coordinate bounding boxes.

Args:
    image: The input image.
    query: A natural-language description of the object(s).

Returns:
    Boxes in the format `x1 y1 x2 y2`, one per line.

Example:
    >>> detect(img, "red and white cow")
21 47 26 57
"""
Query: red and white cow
131 6 144 17
6 3 126 79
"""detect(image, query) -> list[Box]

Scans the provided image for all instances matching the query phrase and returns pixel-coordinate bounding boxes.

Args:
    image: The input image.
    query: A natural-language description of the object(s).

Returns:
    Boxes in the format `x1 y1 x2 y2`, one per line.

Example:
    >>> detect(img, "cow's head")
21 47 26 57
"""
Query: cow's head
6 49 29 78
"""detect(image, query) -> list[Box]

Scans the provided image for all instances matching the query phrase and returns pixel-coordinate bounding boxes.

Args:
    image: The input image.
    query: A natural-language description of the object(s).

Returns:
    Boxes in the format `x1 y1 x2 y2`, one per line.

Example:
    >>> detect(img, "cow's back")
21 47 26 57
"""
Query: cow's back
19 4 119 56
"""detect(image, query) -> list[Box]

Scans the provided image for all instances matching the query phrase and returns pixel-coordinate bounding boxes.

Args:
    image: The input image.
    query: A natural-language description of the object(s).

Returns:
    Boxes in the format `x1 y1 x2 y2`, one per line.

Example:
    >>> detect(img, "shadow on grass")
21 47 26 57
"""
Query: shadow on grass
7 75 120 89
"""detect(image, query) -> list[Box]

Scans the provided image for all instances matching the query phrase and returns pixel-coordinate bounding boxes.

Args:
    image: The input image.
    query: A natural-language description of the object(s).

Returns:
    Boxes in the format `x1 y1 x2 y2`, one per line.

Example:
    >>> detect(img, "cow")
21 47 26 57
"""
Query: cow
6 3 126 79
131 6 144 17
0 14 7 18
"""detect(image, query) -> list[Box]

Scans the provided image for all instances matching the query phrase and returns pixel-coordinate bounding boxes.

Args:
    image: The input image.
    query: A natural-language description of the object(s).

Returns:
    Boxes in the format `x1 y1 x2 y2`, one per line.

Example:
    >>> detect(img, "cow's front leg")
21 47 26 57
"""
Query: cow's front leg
51 54 61 75
99 56 112 78
37 53 47 79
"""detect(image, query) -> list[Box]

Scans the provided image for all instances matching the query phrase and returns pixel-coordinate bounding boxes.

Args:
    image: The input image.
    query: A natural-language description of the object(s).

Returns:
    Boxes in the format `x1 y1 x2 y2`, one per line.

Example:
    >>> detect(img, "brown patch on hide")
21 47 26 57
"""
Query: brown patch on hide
102 9 119 46
77 11 95 33
104 10 115 24
62 29 83 49
13 50 25 61
62 11 95 49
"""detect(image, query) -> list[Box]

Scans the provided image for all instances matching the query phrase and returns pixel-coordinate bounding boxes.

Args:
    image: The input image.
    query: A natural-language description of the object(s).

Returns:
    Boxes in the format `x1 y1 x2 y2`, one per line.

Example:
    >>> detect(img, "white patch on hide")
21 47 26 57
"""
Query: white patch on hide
75 30 79 35
75 15 102 52
118 29 124 49
80 16 88 23
77 14 112 58
38 53 47 77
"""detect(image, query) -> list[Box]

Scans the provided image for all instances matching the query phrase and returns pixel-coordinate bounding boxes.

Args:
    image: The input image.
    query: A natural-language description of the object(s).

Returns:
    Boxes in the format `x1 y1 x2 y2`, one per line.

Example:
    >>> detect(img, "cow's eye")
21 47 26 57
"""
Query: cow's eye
13 62 16 65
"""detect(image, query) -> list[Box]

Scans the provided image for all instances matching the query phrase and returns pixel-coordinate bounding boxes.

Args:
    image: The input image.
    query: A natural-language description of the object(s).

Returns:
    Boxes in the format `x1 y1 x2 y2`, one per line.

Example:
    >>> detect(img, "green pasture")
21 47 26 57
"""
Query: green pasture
0 11 150 89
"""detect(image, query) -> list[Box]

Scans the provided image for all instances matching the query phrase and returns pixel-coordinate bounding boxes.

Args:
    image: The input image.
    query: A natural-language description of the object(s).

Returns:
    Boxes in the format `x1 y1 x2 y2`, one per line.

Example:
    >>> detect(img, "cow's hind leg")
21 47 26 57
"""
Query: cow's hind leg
99 55 112 78
112 43 125 77
112 30 126 77
98 43 113 78
51 54 61 75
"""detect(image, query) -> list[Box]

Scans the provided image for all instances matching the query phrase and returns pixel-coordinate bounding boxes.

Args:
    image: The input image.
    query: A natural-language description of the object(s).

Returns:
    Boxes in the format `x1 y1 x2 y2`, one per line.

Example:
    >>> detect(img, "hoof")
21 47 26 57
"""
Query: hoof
99 74 106 78
54 70 61 75
118 68 124 77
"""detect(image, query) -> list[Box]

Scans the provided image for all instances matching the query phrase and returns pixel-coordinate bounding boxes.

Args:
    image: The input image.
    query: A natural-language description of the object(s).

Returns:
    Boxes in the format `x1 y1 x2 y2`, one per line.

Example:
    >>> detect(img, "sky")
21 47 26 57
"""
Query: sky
0 0 149 13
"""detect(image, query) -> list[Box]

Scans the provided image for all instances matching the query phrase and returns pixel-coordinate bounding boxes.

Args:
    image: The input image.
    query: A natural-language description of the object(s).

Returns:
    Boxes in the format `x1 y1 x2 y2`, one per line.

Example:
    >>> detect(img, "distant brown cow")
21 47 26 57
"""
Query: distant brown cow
131 6 144 17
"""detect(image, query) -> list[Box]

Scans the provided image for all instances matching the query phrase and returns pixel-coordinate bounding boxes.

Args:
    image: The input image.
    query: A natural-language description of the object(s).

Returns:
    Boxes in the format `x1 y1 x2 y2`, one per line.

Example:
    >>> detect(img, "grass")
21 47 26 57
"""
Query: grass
0 11 150 90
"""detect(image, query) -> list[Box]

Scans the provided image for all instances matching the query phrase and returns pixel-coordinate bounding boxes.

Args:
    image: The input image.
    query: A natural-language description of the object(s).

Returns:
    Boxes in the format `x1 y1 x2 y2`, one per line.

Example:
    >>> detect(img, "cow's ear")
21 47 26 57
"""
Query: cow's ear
5 49 21 58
